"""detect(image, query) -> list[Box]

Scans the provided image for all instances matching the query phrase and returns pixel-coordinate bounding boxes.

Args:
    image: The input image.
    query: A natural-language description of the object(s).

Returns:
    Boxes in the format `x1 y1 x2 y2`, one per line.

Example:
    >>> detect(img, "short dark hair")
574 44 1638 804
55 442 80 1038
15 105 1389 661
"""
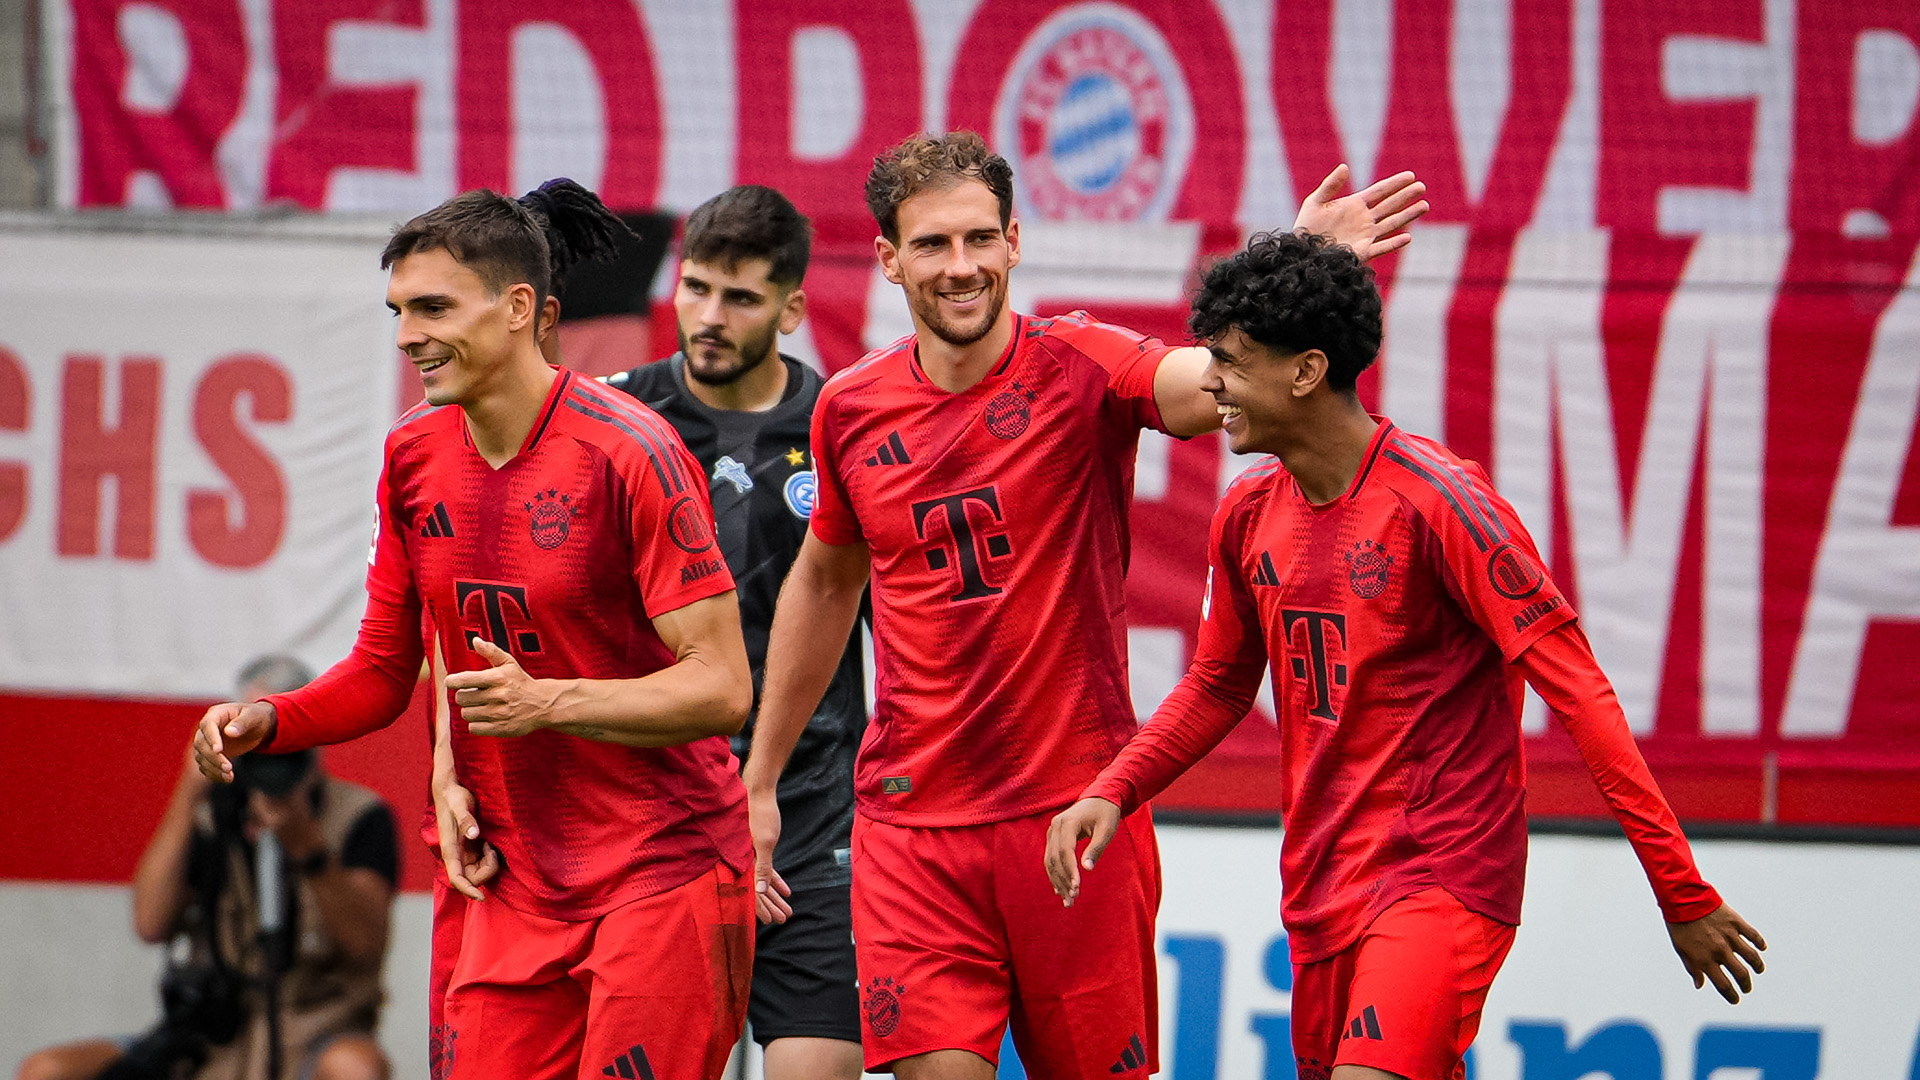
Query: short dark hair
865 131 1014 244
382 189 552 313
681 185 812 286
1189 231 1383 392
517 178 636 296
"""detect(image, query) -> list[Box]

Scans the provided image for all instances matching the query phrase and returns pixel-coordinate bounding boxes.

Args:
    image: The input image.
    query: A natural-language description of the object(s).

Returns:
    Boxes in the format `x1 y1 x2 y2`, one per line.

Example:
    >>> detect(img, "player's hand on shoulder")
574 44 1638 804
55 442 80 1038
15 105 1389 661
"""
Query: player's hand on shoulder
1667 901 1767 1004
1043 798 1123 907
193 700 275 782
450 637 561 739
1292 163 1430 262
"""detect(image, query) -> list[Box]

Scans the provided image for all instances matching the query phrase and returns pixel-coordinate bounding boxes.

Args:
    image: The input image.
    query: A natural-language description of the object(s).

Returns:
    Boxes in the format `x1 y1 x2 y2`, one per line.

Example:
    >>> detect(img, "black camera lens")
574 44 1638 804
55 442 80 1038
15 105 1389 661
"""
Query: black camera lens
230 751 315 797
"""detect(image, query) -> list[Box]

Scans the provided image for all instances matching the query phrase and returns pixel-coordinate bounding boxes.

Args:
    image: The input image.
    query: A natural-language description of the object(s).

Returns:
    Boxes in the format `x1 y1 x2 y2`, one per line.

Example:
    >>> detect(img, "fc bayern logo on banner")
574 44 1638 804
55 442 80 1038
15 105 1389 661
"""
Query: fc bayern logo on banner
992 3 1195 221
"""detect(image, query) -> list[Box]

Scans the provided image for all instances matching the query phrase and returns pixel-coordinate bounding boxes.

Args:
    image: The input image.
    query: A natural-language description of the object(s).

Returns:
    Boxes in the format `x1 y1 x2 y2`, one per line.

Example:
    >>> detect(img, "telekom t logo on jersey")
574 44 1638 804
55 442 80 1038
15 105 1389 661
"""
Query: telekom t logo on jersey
1282 608 1347 722
911 486 1013 602
456 580 543 655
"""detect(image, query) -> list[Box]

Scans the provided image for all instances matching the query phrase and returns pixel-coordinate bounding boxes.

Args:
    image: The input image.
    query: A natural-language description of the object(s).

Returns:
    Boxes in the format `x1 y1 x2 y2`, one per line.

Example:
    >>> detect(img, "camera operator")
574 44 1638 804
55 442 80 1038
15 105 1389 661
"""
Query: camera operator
16 656 398 1080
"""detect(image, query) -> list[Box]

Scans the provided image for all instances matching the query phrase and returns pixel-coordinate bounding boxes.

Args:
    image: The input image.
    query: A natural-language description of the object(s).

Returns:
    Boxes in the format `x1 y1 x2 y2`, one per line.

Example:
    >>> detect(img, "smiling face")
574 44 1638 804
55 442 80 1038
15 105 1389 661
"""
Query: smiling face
674 255 802 387
877 179 1019 349
386 247 531 408
1203 327 1322 457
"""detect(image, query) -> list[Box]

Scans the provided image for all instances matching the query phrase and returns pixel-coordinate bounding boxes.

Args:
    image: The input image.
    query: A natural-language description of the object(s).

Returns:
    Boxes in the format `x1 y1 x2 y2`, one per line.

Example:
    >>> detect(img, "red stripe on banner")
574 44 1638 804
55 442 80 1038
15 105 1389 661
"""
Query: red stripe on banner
0 685 436 891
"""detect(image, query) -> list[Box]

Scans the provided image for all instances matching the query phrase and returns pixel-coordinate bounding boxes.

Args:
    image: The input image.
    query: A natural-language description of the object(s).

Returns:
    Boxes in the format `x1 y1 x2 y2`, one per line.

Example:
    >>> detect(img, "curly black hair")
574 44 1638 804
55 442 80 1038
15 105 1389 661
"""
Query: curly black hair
1189 230 1382 392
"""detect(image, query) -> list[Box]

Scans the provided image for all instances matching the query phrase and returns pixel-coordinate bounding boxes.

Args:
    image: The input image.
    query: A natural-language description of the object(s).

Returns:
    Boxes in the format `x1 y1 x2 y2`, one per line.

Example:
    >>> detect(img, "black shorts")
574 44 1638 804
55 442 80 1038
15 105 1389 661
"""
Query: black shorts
748 883 860 1046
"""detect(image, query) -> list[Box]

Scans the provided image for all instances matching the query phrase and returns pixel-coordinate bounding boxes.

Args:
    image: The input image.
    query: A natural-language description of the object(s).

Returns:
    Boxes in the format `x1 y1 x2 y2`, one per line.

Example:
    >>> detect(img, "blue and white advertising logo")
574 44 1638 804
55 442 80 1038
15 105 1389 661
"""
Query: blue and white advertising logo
992 3 1195 221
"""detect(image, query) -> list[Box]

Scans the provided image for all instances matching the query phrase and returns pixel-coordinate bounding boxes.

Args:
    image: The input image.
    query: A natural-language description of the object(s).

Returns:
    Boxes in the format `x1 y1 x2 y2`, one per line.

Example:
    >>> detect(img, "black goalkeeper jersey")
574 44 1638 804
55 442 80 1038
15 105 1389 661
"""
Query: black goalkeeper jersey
608 354 865 890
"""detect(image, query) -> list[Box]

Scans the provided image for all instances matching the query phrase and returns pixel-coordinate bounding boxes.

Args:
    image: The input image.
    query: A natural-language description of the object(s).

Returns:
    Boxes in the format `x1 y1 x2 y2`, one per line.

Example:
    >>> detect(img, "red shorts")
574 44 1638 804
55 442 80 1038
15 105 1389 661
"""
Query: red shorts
850 808 1161 1077
421 817 465 1040
442 858 754 1080
1289 887 1516 1080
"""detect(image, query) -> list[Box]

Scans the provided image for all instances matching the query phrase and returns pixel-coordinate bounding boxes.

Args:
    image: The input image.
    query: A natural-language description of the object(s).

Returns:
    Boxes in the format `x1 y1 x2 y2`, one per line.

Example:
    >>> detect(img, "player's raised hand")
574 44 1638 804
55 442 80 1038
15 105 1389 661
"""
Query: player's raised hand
747 785 793 925
434 771 500 901
1667 902 1768 1003
192 700 276 782
452 636 560 738
1293 163 1429 262
1044 797 1122 907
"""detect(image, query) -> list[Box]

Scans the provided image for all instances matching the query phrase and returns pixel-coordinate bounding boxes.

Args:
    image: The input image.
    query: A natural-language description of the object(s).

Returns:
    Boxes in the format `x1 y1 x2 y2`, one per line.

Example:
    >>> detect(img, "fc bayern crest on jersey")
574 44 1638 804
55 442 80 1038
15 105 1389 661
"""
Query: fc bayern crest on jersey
1346 539 1393 599
525 488 577 550
784 470 816 520
984 390 1032 439
993 3 1196 221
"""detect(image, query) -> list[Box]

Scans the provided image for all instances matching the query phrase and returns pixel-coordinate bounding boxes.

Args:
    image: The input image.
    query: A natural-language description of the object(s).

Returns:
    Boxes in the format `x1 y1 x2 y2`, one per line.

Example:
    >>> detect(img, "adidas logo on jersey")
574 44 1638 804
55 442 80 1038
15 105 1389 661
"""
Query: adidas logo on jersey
420 502 455 538
1249 551 1281 587
865 431 912 467
601 1044 655 1079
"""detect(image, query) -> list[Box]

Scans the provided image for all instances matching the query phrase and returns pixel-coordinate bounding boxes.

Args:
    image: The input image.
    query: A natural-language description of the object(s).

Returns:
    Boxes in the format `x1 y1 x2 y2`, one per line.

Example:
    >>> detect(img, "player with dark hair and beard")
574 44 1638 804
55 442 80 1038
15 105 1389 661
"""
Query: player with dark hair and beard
604 184 866 1080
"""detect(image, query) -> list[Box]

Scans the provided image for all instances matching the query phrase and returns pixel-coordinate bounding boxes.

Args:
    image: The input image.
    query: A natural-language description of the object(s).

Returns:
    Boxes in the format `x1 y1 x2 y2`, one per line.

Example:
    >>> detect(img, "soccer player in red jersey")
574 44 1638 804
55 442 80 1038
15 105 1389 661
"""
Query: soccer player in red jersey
744 131 1428 1080
192 188 757 1080
1045 231 1768 1080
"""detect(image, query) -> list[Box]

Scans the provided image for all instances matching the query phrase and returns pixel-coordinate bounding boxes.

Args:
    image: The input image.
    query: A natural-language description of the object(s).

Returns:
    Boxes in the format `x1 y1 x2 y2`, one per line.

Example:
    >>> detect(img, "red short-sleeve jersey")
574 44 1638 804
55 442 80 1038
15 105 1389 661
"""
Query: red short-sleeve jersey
267 370 748 921
809 311 1172 824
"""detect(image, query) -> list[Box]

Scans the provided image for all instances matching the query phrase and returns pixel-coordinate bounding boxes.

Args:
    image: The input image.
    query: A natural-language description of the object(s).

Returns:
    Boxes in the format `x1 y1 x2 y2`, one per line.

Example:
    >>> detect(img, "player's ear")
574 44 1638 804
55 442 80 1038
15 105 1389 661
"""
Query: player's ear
1292 349 1329 398
1006 217 1021 269
876 236 904 285
778 287 807 335
505 282 538 333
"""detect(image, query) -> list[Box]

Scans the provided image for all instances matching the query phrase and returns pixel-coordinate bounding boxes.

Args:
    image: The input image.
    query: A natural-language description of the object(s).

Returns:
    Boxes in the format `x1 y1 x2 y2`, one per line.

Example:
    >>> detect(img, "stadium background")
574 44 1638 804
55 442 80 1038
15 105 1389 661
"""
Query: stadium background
1 0 1917 1076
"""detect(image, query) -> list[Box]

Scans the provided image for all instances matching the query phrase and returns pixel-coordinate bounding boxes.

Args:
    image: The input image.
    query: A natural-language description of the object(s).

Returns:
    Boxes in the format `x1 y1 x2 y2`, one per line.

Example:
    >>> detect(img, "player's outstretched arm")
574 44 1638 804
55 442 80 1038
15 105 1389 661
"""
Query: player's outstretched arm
1293 163 1429 262
744 533 872 924
1516 622 1767 999
1668 903 1768 1004
453 592 753 747
1043 797 1122 906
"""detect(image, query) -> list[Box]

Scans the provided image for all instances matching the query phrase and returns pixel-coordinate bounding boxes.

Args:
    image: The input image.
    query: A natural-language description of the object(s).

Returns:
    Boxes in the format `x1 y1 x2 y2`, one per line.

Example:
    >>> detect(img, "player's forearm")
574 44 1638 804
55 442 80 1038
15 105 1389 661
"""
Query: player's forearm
1518 624 1723 921
745 549 867 795
1084 660 1257 813
543 650 751 747
1153 346 1225 438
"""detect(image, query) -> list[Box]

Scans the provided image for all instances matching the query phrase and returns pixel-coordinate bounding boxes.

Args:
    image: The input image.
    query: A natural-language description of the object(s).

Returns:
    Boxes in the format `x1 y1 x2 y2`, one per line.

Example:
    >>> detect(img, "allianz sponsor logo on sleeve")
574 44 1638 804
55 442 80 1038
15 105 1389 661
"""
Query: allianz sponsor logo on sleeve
992 3 1195 222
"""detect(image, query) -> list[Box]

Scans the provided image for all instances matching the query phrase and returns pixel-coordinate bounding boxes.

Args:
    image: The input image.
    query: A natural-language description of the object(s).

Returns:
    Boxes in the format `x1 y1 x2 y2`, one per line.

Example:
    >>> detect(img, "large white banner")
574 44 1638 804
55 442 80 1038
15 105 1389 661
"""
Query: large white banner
0 223 397 697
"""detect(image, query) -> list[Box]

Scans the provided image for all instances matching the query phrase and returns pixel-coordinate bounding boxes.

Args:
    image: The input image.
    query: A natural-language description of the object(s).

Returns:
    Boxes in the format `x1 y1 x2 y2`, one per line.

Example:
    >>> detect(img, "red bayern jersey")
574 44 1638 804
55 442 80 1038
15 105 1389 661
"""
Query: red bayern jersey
265 369 749 920
810 311 1172 825
1086 420 1720 960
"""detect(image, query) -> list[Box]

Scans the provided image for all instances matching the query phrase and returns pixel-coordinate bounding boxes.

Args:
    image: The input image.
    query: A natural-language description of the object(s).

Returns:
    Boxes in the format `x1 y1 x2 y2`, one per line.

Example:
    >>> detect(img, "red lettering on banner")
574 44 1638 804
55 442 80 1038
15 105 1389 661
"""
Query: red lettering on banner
265 0 426 206
188 355 290 568
735 0 923 369
57 356 161 559
1793 5 1920 235
456 1 661 209
1599 0 1766 233
71 0 245 207
945 0 1245 224
0 346 27 542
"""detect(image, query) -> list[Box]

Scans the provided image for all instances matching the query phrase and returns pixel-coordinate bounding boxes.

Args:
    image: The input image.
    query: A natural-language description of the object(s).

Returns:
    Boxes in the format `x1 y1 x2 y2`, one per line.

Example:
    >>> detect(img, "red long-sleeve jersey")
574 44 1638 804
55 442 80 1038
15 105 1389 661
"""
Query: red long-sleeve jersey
1085 420 1721 961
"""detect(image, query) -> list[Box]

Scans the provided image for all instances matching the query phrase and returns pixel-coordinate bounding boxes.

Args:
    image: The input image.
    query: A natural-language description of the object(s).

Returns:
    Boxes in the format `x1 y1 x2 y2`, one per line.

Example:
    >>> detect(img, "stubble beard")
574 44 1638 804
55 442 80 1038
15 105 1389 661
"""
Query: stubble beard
916 277 1006 348
681 322 780 387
